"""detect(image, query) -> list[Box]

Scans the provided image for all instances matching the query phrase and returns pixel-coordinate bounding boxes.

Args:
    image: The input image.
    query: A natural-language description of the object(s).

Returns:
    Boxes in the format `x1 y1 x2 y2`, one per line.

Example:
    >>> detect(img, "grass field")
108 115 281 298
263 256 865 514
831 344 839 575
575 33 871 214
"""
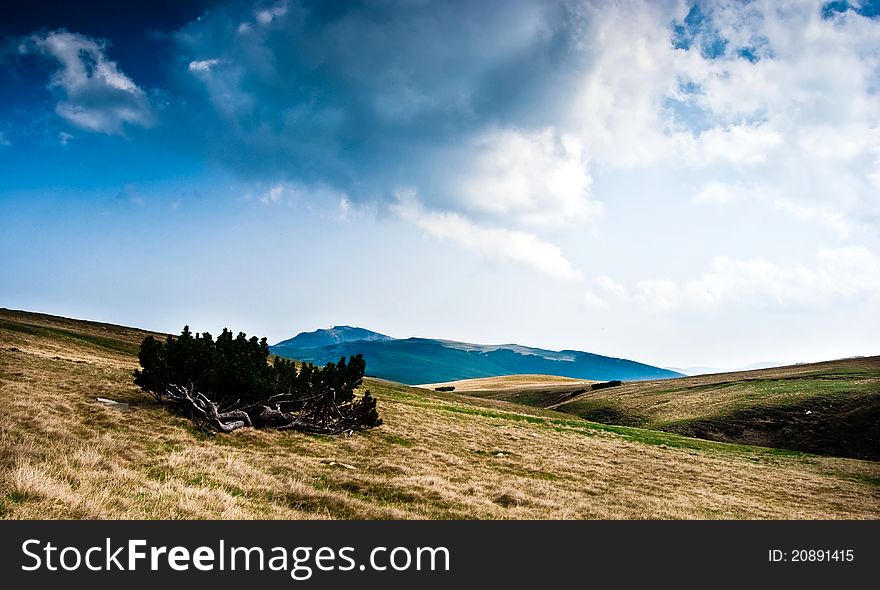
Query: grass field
1 308 878 519
418 374 597 407
446 358 880 461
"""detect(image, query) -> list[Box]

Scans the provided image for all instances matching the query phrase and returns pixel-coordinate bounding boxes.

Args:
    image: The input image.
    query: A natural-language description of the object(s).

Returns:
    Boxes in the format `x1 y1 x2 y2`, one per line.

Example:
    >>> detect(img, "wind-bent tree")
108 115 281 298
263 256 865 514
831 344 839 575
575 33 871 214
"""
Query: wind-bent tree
134 327 381 434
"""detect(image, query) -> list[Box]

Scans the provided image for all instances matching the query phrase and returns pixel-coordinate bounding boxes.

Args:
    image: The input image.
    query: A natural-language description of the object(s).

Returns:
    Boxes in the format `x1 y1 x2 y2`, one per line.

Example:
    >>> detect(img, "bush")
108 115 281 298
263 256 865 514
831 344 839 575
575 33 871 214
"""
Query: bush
134 326 381 434
591 380 622 391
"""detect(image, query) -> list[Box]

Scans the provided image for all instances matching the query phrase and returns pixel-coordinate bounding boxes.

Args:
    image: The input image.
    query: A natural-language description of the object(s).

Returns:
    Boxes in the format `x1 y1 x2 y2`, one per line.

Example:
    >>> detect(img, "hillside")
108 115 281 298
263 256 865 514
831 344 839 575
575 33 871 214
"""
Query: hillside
270 331 682 385
1 308 878 519
451 359 880 461
419 374 597 407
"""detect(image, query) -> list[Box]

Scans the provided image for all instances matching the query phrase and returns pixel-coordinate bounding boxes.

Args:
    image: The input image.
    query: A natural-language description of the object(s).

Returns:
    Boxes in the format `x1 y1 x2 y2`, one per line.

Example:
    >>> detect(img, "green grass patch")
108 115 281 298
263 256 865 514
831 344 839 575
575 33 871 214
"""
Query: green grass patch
844 473 880 487
0 318 139 355
266 489 359 519
5 490 34 505
334 478 436 506
145 465 171 483
378 433 415 448
557 399 646 426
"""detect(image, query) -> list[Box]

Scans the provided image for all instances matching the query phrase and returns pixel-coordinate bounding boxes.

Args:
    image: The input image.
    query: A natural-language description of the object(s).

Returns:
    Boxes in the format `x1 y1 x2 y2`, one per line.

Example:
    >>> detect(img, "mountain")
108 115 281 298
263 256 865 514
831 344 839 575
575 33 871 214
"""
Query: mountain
273 325 393 349
270 329 683 384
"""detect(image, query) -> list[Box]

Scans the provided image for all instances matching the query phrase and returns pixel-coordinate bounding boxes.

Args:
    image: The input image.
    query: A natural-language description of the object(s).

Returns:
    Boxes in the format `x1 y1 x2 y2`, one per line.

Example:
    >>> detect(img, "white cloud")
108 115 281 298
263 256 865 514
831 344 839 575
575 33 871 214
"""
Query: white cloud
58 131 74 146
251 182 360 222
599 246 880 312
0 132 9 147
633 278 682 312
394 192 583 281
188 58 221 73
583 290 609 309
454 127 600 228
570 1 684 168
566 0 880 235
260 183 288 205
693 181 861 238
684 123 784 167
690 2 880 125
24 31 154 135
234 0 289 36
169 0 879 239
597 274 628 298
692 181 740 205
337 197 351 220
255 1 288 26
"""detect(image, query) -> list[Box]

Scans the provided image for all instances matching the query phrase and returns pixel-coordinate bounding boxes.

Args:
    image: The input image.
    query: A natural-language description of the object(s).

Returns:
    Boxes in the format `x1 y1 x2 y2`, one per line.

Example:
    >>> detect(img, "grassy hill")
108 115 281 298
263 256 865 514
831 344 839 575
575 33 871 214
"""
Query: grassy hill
419 374 597 407
1 308 878 519
451 360 880 461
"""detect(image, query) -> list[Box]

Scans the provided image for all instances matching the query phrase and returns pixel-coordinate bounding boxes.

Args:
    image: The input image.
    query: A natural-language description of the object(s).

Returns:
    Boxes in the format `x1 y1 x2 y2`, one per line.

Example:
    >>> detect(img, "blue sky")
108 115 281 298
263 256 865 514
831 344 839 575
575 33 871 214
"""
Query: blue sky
1 0 878 369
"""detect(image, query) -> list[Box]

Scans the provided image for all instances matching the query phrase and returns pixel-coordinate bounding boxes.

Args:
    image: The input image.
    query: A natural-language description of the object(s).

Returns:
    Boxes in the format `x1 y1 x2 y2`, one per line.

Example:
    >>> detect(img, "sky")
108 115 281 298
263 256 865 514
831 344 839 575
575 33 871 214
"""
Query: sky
1 0 878 370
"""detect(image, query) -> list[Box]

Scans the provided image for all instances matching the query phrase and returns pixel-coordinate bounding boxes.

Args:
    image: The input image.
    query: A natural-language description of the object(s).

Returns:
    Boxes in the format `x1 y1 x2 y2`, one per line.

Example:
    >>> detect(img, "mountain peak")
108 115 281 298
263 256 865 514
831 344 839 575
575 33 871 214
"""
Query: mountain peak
273 325 393 349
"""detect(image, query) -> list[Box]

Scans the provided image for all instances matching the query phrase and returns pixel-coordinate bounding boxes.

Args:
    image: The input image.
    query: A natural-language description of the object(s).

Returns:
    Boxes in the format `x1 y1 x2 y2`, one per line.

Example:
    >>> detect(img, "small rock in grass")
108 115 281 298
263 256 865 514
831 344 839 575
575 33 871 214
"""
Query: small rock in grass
96 397 129 411
322 460 356 470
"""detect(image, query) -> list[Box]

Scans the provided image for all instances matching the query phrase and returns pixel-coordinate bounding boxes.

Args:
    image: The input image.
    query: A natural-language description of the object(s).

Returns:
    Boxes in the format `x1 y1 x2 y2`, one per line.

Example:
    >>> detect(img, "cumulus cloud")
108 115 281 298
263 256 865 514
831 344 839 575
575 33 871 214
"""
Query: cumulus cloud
255 1 288 26
188 58 221 73
566 0 880 232
592 246 880 311
453 127 599 227
0 131 9 147
169 1 586 213
10 0 873 283
693 181 861 238
162 0 880 239
165 0 607 278
682 123 784 167
394 193 583 281
22 30 154 135
149 0 880 289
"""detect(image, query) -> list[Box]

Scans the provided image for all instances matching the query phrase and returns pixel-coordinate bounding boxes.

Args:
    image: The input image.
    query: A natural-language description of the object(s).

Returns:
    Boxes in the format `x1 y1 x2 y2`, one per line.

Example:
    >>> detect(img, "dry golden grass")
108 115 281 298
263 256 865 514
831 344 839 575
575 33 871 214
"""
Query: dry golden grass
419 374 598 408
419 374 594 392
1 308 878 519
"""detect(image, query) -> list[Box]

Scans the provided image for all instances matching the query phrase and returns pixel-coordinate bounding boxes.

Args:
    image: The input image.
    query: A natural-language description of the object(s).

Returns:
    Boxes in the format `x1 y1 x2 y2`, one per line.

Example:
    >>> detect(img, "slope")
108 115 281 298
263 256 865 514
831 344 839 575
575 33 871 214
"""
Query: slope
1 308 878 519
419 374 596 407
447 359 880 461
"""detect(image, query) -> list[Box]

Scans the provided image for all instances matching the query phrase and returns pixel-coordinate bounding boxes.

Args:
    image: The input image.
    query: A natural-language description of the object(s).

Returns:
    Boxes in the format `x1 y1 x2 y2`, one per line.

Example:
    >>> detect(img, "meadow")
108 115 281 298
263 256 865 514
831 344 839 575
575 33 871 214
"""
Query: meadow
1 309 877 519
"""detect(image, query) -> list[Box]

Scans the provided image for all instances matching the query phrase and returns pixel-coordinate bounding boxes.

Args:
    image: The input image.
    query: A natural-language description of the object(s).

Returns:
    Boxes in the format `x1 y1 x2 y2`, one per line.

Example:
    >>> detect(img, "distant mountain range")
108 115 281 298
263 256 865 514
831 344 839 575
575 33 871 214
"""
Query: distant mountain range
270 326 683 385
